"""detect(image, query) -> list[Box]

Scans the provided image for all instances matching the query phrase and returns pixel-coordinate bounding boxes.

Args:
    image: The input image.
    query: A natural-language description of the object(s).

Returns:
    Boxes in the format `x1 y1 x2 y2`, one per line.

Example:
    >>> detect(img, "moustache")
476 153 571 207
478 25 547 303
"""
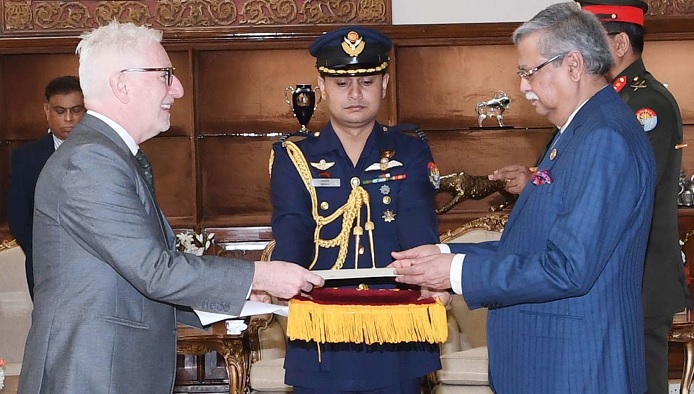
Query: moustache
525 92 539 101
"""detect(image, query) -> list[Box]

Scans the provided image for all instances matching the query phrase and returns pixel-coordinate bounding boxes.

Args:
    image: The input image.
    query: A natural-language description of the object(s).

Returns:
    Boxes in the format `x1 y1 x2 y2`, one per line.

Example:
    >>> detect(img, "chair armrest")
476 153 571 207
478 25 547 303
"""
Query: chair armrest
248 314 287 363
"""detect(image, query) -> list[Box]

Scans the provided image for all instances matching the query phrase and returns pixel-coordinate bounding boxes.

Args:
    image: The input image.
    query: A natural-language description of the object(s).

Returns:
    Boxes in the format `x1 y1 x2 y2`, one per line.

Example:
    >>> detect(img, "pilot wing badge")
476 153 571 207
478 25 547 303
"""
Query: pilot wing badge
310 159 335 171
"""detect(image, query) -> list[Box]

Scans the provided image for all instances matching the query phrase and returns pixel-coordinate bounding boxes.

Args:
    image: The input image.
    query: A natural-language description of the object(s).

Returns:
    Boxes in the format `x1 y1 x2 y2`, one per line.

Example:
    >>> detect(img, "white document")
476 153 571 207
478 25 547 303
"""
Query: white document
194 300 288 326
312 267 396 280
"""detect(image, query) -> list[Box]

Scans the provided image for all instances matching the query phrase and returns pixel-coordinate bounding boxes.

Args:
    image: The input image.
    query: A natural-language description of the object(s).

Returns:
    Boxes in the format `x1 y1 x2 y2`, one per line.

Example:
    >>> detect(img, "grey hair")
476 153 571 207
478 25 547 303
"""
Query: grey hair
76 21 163 101
513 2 613 76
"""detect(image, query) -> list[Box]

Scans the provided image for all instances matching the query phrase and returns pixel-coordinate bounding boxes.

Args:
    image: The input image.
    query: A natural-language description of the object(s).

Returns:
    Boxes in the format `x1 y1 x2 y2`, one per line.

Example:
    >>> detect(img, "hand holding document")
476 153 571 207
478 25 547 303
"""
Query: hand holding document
194 300 288 326
194 268 396 326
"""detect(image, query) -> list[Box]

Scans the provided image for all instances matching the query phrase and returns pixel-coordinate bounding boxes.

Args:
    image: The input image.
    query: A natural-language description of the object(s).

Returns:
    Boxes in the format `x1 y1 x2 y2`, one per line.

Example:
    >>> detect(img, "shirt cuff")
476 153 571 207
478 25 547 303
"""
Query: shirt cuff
437 243 451 254
449 254 465 295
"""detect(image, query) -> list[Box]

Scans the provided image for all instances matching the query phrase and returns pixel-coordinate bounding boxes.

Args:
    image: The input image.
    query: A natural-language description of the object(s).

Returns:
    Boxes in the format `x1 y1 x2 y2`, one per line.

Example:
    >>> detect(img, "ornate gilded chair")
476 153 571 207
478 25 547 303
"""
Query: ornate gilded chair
246 240 292 393
430 214 507 394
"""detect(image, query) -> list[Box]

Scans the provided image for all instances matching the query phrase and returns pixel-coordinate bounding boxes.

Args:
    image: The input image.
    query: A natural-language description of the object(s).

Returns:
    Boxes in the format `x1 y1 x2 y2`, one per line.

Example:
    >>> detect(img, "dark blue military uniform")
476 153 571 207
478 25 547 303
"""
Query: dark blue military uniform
270 121 441 392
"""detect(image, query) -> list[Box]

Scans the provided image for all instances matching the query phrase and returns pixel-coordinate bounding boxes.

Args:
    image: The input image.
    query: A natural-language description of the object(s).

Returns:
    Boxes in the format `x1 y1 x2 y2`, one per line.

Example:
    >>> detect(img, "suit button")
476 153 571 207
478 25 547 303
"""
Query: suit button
320 201 329 210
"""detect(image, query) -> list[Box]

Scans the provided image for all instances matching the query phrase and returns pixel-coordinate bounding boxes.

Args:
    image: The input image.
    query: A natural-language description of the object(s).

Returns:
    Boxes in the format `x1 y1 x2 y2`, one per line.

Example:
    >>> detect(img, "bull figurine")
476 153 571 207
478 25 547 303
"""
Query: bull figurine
436 171 517 214
476 90 510 128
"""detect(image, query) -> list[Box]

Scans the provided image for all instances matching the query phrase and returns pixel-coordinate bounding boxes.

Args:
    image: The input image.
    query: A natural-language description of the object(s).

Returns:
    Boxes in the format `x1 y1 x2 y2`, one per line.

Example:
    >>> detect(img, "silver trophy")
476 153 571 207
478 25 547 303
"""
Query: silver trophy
476 90 510 127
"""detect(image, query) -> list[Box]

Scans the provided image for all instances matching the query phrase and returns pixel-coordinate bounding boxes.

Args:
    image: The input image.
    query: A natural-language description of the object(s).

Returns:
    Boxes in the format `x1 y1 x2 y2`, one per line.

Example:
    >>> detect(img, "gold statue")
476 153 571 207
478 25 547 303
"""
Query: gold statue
436 171 516 214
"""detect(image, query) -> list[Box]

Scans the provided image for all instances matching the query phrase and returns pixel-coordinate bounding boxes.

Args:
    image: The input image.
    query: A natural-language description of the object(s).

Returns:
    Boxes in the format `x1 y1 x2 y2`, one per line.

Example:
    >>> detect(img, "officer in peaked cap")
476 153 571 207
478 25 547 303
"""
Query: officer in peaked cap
581 2 690 393
269 25 445 394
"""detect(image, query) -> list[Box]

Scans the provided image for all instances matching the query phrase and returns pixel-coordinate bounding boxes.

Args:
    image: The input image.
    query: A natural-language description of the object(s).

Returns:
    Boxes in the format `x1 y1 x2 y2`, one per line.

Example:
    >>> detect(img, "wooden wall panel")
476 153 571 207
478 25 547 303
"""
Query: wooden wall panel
142 136 196 227
681 125 694 174
3 53 79 140
642 40 694 124
195 49 393 134
395 45 553 129
198 136 276 227
168 50 195 137
0 141 9 226
196 49 324 134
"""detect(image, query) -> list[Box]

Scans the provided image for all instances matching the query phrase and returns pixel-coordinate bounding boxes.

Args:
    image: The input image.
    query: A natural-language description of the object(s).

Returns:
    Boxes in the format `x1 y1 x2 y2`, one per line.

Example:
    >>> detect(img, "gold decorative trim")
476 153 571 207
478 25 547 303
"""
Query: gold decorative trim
647 0 694 16
318 61 388 75
93 1 151 26
239 0 295 25
439 213 508 243
300 0 357 24
0 239 18 251
156 0 237 27
5 0 32 31
34 1 90 29
2 0 389 32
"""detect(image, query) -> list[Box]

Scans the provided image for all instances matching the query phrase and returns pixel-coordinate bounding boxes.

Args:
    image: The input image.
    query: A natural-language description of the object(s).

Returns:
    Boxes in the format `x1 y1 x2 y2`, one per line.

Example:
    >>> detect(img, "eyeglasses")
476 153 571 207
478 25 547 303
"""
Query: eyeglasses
120 67 175 86
516 53 565 80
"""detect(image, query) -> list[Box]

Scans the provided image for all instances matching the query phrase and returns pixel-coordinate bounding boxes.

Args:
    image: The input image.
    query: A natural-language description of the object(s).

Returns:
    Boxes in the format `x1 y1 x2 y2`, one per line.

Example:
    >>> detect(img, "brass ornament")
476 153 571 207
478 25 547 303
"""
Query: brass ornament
436 171 517 214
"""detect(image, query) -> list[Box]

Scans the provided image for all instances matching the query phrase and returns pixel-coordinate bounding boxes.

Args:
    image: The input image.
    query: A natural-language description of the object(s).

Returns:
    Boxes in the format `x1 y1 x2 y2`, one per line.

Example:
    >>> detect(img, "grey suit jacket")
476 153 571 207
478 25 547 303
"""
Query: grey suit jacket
18 114 254 394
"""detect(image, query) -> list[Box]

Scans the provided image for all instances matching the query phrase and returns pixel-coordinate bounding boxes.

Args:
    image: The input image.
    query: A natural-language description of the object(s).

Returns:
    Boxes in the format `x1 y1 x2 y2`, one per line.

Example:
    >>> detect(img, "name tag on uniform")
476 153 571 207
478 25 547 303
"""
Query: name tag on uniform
311 178 341 187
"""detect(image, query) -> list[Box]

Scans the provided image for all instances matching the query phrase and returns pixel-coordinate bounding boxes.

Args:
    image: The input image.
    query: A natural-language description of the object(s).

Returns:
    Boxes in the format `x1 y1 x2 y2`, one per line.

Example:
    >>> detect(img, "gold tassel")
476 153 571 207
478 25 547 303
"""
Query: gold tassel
287 298 448 345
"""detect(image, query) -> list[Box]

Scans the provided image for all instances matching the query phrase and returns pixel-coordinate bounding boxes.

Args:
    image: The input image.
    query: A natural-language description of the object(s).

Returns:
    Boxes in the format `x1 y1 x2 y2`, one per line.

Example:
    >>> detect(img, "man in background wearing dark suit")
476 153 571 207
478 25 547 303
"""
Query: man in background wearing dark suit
7 75 85 300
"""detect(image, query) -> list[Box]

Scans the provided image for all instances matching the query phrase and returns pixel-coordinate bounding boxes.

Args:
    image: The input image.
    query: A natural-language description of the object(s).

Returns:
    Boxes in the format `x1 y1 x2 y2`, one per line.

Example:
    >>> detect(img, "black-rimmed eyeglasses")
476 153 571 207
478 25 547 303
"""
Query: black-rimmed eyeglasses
516 53 565 80
120 67 175 86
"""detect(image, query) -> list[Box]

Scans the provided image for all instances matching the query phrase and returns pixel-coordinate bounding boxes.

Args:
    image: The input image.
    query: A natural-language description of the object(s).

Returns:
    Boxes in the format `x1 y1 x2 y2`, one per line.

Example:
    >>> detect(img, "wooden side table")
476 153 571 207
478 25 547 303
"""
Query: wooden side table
669 322 694 394
177 321 250 394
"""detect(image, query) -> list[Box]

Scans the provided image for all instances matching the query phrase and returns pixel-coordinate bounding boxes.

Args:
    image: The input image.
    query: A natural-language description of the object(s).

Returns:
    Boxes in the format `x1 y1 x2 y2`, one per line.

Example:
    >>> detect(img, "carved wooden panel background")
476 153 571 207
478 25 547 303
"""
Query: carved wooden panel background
0 0 390 32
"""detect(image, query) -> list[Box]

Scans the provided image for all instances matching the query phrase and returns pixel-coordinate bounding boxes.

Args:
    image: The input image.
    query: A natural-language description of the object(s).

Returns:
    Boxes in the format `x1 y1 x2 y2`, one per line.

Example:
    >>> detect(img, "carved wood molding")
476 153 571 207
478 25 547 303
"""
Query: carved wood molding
2 0 390 33
647 0 694 16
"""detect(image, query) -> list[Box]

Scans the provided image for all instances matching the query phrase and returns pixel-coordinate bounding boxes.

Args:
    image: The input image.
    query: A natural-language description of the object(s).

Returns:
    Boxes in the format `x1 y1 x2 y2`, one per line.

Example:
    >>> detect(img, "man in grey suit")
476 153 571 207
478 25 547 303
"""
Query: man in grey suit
18 21 324 394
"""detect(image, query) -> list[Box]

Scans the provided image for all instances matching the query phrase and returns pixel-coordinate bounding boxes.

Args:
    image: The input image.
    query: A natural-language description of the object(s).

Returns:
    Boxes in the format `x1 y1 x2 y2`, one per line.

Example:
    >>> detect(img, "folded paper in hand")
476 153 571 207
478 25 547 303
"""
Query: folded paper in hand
194 300 288 326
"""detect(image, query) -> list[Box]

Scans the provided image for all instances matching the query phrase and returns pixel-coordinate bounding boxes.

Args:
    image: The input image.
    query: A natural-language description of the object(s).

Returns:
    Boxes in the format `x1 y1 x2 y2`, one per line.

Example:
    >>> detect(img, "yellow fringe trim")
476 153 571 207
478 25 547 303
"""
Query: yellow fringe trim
287 298 448 345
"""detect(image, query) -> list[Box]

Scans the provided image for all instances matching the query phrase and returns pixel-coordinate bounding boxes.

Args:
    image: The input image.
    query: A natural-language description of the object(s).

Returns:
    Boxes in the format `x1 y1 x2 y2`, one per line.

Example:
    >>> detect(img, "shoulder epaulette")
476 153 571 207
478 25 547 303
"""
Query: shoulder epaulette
385 123 427 142
276 130 319 147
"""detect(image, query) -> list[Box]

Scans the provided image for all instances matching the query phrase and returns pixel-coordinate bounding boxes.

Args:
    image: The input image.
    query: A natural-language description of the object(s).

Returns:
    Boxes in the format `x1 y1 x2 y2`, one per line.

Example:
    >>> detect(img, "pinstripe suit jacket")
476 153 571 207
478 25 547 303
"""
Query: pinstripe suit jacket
449 86 655 393
18 114 255 394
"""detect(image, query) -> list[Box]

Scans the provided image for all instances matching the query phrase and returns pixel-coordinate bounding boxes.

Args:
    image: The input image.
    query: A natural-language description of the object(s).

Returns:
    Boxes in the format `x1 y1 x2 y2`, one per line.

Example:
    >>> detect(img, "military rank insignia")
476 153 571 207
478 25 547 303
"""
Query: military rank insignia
635 107 658 132
612 75 627 93
428 162 440 189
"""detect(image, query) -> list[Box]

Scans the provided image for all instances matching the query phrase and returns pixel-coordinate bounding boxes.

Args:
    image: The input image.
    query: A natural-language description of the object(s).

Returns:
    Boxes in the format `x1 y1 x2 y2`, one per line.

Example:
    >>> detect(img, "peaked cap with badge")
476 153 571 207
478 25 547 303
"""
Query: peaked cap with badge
309 26 392 76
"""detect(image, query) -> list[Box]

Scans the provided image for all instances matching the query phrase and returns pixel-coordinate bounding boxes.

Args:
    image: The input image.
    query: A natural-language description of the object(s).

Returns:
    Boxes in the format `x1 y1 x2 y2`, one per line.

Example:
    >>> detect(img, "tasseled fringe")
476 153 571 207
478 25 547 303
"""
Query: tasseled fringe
286 298 448 345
